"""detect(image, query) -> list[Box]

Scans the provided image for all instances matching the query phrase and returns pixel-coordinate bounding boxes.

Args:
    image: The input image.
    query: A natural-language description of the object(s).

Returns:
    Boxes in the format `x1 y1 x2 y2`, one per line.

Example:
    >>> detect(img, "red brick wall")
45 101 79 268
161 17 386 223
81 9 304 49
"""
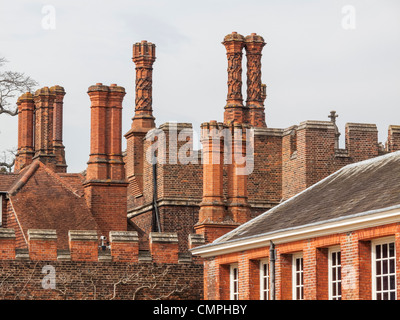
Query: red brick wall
202 222 400 300
0 260 203 300
84 183 127 237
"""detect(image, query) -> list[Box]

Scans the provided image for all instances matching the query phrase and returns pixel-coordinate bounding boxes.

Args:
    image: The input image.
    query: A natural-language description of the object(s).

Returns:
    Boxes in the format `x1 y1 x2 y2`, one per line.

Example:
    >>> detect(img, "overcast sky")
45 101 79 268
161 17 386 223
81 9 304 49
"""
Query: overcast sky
1 0 399 173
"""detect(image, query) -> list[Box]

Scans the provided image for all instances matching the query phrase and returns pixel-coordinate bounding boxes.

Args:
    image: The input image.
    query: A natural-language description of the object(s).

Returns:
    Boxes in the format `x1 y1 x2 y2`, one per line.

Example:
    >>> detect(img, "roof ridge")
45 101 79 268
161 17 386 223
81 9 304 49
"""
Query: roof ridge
8 161 41 196
40 165 84 198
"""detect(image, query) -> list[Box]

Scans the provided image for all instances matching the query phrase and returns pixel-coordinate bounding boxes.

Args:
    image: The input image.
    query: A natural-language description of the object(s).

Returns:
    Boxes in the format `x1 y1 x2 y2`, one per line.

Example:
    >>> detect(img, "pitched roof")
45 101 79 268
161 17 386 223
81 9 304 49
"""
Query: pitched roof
0 172 19 192
5 161 99 249
210 150 400 246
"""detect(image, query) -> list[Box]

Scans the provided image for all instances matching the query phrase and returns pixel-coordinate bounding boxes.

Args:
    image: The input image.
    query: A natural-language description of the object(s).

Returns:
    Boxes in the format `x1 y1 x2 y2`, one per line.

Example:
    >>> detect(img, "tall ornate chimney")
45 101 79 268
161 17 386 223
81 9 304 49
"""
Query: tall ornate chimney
125 40 157 192
244 33 267 127
223 32 246 125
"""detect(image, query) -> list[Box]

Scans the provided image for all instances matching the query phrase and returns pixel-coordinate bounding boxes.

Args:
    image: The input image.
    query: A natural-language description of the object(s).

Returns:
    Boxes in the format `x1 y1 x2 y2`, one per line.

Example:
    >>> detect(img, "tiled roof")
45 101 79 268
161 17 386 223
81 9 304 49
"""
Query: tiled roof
213 150 400 245
5 161 99 249
0 172 20 192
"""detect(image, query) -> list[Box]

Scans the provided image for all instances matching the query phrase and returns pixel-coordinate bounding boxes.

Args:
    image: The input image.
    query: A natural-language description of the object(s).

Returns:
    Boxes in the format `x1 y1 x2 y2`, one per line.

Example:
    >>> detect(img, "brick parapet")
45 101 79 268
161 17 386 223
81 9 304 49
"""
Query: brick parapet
28 229 58 261
149 232 179 264
109 231 139 262
0 228 16 260
0 229 199 264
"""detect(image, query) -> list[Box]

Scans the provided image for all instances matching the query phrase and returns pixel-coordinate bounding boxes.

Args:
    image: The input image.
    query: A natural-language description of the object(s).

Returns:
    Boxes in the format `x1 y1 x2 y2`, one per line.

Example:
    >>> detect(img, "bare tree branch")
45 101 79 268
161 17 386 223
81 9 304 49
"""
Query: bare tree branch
0 57 38 116
0 148 17 172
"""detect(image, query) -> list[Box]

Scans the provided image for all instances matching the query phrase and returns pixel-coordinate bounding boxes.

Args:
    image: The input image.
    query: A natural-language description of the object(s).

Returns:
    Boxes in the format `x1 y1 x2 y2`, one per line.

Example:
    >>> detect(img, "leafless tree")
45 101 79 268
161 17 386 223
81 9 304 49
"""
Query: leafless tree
0 148 17 172
0 57 38 171
0 57 38 116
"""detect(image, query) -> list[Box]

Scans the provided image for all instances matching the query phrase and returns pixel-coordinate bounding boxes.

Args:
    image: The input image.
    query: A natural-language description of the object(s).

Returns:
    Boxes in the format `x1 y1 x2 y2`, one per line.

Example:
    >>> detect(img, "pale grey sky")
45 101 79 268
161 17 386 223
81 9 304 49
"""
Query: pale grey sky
1 0 399 173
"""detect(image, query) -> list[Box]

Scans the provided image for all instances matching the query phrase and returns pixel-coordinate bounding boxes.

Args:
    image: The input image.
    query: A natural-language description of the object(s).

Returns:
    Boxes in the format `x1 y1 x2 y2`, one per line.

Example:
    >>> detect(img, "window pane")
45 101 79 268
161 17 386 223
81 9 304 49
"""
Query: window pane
390 275 396 290
383 260 388 275
389 243 395 257
376 261 381 275
377 277 381 291
390 259 395 274
376 244 381 259
301 287 304 300
383 244 388 258
337 252 341 265
390 292 396 300
383 276 388 291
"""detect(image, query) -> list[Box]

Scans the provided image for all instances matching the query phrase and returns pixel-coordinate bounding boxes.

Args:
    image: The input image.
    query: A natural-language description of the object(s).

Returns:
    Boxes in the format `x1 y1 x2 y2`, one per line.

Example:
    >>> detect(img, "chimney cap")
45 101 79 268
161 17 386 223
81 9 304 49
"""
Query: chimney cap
17 92 34 103
34 86 55 96
223 32 245 43
50 85 66 95
87 83 109 93
245 33 265 43
109 84 126 94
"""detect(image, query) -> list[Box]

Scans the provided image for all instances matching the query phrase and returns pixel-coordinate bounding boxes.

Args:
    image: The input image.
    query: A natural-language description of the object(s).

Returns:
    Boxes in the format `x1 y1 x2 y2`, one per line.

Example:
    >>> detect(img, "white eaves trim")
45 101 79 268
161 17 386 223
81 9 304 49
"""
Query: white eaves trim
191 204 400 258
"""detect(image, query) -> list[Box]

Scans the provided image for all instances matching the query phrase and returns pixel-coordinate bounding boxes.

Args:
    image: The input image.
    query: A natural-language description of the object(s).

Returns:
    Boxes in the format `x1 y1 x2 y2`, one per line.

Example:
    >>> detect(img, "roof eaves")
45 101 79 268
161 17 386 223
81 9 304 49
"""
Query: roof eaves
211 151 400 245
191 201 400 257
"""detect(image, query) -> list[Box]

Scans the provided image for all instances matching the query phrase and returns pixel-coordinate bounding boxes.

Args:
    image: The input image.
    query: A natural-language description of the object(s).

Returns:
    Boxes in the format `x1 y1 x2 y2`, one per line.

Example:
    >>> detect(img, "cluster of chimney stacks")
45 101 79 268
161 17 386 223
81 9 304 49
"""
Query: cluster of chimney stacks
15 86 67 173
223 32 267 128
14 32 266 242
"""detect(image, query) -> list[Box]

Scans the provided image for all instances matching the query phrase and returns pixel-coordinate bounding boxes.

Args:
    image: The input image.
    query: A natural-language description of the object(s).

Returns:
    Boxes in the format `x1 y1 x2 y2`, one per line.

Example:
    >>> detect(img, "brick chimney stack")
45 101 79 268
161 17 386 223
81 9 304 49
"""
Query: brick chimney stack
244 33 267 127
108 84 126 181
195 121 239 243
125 40 157 192
51 85 67 173
86 83 109 181
85 83 128 236
223 32 246 125
198 121 226 223
227 123 251 223
14 92 35 172
33 87 56 170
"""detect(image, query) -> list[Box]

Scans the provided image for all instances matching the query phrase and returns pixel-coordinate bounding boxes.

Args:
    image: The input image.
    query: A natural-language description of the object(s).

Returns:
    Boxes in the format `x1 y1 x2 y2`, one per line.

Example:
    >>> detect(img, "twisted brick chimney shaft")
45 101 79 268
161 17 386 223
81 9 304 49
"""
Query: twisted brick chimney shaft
223 32 267 127
245 33 267 128
124 40 157 192
223 32 246 124
132 40 156 122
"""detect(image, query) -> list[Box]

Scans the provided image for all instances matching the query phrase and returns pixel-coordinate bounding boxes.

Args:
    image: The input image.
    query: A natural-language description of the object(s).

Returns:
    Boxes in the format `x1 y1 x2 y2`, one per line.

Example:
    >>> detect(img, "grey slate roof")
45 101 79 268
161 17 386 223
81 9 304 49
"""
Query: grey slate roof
213 150 400 245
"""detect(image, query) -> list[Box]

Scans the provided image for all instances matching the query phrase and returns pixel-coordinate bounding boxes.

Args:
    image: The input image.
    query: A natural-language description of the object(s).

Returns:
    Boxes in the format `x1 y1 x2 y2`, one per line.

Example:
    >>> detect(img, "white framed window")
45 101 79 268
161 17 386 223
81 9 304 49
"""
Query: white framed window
292 253 304 300
230 263 239 300
328 246 341 300
372 237 396 300
260 259 270 300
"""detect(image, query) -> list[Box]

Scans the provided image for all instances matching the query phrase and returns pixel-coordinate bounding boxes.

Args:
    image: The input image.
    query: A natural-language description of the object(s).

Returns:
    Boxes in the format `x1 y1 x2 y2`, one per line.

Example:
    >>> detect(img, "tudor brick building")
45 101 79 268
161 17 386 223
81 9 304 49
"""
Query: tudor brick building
191 151 400 300
0 31 399 300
